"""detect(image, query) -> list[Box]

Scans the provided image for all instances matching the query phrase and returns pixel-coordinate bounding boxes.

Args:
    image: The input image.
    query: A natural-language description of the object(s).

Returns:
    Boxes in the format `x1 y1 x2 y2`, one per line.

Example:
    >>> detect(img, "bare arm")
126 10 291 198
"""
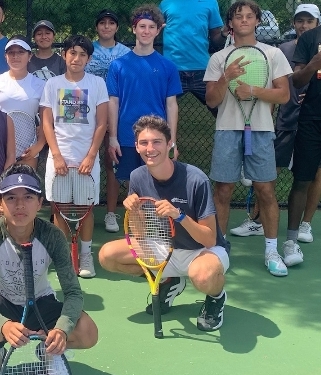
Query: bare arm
42 106 67 175
166 95 179 160
235 75 290 104
292 60 319 88
107 96 121 163
4 116 16 169
79 102 108 174
209 26 229 51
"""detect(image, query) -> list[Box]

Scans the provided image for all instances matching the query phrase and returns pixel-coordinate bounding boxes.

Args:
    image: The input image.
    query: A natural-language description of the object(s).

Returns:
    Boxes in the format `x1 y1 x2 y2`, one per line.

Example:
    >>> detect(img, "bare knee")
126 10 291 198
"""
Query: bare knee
68 312 98 349
214 183 234 204
99 242 118 271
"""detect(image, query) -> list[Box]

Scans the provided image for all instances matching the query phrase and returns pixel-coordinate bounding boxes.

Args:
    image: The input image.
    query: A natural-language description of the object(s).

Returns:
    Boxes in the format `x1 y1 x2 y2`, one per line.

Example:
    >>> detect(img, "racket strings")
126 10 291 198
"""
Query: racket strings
8 112 37 158
128 202 173 266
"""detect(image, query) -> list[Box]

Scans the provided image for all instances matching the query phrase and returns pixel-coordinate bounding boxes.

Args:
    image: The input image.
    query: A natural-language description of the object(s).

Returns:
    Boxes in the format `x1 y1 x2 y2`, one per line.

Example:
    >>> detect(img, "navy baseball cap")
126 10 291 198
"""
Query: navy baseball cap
0 174 41 194
96 9 119 25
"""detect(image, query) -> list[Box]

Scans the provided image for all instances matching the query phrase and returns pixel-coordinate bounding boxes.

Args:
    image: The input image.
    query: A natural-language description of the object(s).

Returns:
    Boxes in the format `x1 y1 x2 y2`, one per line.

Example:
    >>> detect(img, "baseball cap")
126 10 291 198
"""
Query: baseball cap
294 4 320 19
0 174 41 194
96 9 119 26
5 39 31 52
32 20 55 36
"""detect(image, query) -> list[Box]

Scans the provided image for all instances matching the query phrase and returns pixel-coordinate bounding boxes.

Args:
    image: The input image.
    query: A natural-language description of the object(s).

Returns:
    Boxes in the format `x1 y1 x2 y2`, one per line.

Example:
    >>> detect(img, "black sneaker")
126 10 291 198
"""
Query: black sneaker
197 290 226 331
146 277 186 315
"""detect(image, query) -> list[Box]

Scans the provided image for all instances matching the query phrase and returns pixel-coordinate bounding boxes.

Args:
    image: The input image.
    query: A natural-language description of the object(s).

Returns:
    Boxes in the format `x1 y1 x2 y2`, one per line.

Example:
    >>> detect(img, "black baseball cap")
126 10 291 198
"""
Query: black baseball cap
32 20 55 36
96 9 119 26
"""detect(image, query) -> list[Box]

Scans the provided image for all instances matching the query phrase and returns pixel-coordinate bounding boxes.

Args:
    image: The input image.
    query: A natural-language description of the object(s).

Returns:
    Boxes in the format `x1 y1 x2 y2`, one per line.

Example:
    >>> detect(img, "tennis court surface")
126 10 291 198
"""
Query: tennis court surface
40 206 321 375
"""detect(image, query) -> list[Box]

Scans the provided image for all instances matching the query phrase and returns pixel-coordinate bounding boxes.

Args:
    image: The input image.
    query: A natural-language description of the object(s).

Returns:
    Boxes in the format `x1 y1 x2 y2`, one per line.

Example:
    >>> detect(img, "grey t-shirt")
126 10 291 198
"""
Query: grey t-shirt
129 161 227 251
276 41 308 131
28 53 66 80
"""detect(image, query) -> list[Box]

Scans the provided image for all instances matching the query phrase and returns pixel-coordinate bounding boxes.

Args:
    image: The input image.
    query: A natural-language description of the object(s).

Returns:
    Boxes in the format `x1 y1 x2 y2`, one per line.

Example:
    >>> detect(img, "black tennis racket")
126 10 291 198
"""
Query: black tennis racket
0 243 72 375
124 198 175 339
7 111 37 162
225 46 269 155
52 167 95 275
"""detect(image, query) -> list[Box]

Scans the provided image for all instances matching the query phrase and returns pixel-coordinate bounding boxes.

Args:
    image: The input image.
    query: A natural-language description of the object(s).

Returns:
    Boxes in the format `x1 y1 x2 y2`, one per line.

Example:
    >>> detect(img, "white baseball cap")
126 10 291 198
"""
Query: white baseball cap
294 4 320 19
5 39 31 52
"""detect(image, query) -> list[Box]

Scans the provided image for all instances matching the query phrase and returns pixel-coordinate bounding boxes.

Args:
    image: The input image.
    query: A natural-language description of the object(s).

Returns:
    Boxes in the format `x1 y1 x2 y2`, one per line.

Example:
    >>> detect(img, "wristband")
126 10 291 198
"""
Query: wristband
174 208 186 223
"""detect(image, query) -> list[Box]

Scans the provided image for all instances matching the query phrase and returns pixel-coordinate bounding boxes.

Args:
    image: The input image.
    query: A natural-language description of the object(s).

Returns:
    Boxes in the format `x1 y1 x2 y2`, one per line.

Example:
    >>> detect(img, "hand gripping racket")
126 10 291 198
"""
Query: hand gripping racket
7 111 37 162
52 167 95 275
124 198 175 339
0 243 72 375
225 46 269 155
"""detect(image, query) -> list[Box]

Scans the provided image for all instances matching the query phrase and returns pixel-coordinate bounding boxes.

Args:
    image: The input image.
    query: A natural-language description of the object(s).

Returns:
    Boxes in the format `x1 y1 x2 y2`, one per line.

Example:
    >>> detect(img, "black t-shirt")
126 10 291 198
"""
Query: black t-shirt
276 41 308 131
293 25 321 120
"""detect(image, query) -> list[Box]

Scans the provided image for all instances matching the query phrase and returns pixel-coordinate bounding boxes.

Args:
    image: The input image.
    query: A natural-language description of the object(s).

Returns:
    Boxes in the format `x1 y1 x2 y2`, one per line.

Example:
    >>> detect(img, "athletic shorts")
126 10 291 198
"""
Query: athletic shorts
210 130 277 182
45 156 100 204
160 246 229 278
274 129 296 168
0 294 62 331
115 147 144 181
292 119 321 181
179 70 217 117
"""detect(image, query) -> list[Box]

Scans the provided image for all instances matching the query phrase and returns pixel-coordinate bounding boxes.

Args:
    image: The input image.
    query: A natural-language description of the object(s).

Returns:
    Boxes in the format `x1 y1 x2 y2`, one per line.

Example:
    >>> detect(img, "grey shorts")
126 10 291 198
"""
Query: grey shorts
210 130 277 183
161 246 229 278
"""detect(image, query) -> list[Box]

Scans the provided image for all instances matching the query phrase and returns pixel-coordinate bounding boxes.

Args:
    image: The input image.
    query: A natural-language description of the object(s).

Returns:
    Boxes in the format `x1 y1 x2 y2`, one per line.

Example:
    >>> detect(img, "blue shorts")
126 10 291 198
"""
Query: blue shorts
115 147 145 181
210 130 277 183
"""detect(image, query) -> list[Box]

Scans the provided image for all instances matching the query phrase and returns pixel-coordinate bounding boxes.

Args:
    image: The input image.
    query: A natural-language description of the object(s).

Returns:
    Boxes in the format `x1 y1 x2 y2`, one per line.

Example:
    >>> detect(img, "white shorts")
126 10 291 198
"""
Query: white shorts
45 156 100 204
161 246 229 278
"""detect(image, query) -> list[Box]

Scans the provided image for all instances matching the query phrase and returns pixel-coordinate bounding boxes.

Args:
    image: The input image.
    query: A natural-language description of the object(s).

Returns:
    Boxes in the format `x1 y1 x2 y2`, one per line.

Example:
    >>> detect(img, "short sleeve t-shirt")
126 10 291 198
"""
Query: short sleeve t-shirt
128 161 227 251
292 26 321 120
28 53 66 80
160 0 223 70
204 42 293 131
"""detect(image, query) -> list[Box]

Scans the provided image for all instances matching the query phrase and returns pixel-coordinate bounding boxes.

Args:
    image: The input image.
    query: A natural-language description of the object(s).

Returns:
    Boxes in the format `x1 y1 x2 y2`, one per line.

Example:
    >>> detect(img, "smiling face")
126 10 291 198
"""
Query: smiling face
133 19 160 46
5 46 30 71
96 16 118 42
34 26 55 49
0 187 43 229
135 128 172 168
293 12 319 38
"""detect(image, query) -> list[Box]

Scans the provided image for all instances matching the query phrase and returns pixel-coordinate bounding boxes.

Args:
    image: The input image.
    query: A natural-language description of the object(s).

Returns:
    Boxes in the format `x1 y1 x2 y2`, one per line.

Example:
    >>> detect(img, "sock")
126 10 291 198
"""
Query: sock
223 234 227 239
208 290 225 299
265 238 277 254
80 240 92 255
286 229 298 243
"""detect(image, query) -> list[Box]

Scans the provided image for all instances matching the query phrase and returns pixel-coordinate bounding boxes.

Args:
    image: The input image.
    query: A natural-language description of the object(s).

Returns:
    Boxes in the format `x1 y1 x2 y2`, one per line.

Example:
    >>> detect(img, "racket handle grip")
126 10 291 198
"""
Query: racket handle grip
71 242 79 275
244 127 252 156
152 295 164 339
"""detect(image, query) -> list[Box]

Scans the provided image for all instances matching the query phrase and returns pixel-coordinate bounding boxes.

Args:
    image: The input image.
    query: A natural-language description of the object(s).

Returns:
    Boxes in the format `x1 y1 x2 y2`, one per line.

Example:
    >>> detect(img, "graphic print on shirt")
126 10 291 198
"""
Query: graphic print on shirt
57 88 90 124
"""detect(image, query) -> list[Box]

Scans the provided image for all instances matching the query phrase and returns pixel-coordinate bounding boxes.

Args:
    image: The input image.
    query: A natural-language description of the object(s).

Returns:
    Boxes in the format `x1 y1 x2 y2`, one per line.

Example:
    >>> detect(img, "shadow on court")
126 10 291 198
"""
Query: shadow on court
127 303 280 353
70 362 112 374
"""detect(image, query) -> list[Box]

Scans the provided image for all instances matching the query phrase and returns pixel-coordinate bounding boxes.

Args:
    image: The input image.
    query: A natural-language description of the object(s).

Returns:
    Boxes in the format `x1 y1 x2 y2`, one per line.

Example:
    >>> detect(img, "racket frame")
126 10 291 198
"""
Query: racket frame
52 167 95 275
224 45 269 155
0 243 72 375
124 197 175 339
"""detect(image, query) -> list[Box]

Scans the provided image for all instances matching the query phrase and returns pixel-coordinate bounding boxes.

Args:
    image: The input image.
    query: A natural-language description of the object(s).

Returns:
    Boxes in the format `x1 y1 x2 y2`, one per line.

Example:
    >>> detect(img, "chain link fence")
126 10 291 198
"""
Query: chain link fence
4 0 316 206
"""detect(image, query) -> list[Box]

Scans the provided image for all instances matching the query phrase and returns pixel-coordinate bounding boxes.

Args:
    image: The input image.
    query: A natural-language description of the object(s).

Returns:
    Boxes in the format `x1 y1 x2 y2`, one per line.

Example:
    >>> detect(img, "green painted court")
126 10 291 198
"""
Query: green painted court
39 206 321 375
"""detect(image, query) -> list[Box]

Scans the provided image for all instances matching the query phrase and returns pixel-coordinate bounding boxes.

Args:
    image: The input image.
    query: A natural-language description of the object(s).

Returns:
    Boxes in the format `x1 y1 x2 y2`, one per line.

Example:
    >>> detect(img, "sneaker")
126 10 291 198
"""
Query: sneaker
197 290 227 331
283 240 304 267
230 218 264 236
79 253 96 278
146 277 186 315
265 250 288 276
240 166 252 187
298 222 313 243
104 212 120 232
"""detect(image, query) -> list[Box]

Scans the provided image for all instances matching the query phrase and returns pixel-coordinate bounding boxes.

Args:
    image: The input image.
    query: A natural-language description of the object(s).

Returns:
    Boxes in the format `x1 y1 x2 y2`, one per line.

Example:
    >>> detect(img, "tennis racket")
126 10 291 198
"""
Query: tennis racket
0 243 72 375
124 198 175 339
225 46 269 155
7 111 37 162
52 167 95 274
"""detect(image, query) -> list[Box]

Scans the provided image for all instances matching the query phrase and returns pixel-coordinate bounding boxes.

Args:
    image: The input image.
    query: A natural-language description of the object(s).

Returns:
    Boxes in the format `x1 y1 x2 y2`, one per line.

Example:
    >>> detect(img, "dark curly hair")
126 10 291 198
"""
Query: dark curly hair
225 0 262 29
131 4 164 29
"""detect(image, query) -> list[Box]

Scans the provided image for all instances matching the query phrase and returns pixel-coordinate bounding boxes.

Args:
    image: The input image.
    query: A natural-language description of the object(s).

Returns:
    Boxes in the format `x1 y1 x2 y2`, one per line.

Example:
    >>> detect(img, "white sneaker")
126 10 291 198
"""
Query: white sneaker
283 240 303 267
104 212 120 232
298 222 313 243
79 253 96 278
265 250 288 276
230 218 264 236
240 166 252 187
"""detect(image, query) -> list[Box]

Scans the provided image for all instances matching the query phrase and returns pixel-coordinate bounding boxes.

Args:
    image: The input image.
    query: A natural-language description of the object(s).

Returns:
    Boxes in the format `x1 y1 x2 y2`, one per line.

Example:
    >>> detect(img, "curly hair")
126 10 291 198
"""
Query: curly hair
133 115 171 143
225 0 262 28
131 4 164 29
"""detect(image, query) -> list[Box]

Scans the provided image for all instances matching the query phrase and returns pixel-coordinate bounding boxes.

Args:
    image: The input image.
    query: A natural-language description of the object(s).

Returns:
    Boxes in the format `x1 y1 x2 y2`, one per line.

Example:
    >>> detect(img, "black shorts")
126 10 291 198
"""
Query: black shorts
0 294 63 331
292 119 321 181
274 129 296 168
